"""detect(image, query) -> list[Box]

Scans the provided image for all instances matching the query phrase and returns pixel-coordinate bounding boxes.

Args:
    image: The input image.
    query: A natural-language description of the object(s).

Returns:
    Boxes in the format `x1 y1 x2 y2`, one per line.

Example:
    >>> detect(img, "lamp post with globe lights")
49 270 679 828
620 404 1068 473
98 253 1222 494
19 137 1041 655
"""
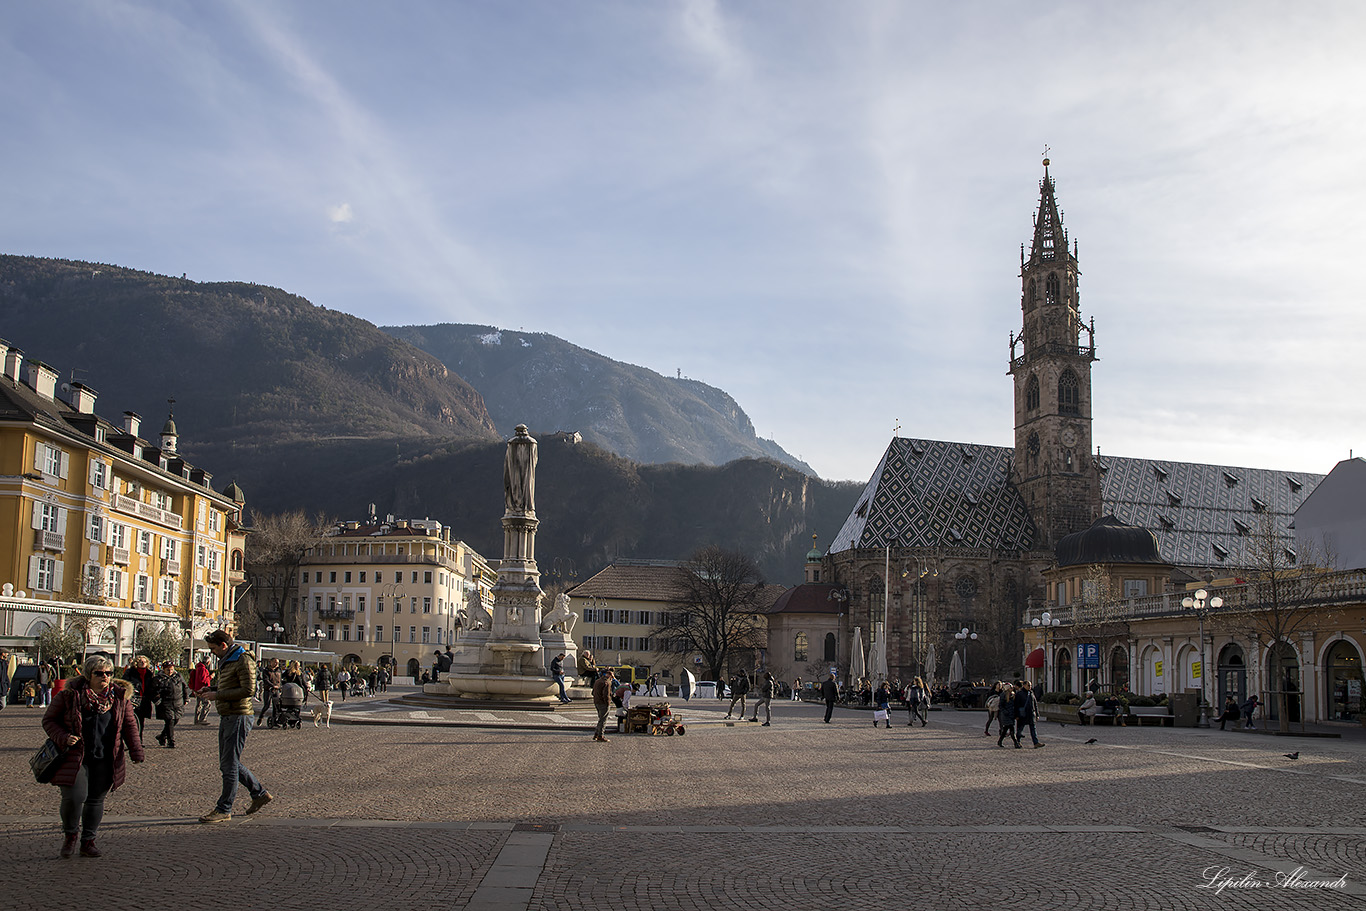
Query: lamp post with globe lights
1182 588 1223 728
954 627 978 682
1032 611 1061 692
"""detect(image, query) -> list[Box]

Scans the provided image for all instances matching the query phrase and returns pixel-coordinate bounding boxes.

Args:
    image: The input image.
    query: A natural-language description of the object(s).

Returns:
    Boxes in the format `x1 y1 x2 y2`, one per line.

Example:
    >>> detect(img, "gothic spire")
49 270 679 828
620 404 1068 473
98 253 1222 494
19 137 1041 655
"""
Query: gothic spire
1028 157 1069 267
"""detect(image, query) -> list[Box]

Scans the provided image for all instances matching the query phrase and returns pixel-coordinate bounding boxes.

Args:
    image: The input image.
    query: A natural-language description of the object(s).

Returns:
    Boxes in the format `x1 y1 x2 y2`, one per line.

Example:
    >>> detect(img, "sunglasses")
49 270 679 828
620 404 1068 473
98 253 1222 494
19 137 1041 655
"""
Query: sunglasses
91 670 114 677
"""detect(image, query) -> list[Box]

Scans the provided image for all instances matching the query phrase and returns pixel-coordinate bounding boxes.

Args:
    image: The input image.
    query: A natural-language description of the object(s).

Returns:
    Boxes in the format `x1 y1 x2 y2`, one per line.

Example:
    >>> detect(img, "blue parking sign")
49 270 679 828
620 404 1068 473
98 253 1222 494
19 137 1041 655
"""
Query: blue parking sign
1077 643 1100 668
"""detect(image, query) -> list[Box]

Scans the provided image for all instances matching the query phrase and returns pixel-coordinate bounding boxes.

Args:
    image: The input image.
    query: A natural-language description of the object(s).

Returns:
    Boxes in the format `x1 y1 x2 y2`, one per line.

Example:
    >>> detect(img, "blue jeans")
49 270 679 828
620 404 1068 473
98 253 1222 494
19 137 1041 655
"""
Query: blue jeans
216 714 265 812
555 674 569 702
1016 717 1039 745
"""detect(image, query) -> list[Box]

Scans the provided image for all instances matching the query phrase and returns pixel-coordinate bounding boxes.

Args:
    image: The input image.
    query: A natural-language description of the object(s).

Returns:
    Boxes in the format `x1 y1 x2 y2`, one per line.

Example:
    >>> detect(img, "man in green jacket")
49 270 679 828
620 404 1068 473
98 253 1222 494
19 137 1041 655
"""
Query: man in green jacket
195 630 273 823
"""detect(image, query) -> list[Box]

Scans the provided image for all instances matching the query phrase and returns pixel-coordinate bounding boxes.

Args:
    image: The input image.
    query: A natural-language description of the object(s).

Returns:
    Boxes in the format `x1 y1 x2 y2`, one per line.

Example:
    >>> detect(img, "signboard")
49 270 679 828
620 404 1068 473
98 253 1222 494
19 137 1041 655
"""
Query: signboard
1192 660 1203 680
1076 643 1100 669
1155 660 1164 677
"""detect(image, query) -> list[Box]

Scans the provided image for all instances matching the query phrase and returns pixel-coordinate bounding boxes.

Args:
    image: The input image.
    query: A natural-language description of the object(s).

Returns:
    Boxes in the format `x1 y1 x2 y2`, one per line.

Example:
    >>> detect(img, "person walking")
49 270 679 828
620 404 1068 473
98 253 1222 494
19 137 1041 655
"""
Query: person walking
313 664 333 704
592 668 616 743
0 648 11 710
904 677 928 727
42 654 145 857
152 661 188 747
821 672 839 723
873 681 893 729
38 660 55 706
256 658 283 724
121 655 155 740
1014 680 1044 748
195 630 273 823
750 671 777 726
997 683 1020 748
551 652 571 704
283 661 309 704
337 667 352 701
984 682 1003 734
191 656 213 724
791 677 803 701
723 672 750 719
646 674 661 697
1241 695 1260 729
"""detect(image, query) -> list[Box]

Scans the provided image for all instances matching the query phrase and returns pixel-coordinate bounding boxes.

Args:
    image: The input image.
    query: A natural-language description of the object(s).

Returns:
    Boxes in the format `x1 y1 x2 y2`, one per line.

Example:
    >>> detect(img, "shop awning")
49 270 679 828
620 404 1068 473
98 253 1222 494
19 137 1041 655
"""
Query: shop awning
1024 647 1045 669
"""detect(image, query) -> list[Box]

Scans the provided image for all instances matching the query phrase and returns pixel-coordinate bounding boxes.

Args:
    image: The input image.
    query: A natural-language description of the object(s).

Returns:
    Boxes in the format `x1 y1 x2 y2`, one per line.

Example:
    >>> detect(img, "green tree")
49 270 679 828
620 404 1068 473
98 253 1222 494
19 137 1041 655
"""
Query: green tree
651 546 768 682
137 624 188 667
37 624 86 667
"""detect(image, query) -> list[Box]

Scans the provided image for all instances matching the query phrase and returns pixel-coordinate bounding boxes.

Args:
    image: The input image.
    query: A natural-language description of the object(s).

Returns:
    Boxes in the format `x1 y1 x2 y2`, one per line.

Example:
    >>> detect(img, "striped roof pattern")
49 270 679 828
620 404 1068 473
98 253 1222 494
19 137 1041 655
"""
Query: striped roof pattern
830 437 1324 571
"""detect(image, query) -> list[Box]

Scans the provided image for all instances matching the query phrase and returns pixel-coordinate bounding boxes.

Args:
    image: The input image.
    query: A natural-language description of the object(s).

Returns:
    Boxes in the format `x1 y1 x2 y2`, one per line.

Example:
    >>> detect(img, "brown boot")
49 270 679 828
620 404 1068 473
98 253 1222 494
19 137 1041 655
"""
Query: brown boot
60 834 78 858
79 838 101 857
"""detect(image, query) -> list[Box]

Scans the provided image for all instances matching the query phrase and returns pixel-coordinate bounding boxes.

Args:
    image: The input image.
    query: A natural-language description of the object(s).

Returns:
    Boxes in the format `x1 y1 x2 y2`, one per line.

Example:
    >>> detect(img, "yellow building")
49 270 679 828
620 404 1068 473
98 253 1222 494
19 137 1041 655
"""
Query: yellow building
298 515 492 677
0 340 246 661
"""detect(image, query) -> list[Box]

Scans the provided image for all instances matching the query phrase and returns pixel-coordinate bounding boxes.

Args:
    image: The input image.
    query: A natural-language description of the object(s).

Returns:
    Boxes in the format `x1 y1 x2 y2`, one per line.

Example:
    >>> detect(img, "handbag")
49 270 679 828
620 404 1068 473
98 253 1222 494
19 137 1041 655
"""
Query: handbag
30 737 68 784
873 708 889 722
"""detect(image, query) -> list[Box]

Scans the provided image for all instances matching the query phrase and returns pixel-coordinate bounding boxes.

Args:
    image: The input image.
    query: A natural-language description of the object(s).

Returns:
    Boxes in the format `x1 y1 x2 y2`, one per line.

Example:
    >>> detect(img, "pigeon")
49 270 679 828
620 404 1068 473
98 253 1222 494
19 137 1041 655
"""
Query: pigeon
1058 722 1067 728
1084 738 1098 744
1284 752 1299 760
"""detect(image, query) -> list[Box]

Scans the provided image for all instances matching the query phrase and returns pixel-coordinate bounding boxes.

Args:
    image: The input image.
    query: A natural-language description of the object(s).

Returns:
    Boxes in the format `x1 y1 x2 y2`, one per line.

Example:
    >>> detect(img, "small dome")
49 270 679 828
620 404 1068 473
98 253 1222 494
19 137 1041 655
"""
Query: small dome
223 480 246 504
161 417 177 435
1056 514 1162 567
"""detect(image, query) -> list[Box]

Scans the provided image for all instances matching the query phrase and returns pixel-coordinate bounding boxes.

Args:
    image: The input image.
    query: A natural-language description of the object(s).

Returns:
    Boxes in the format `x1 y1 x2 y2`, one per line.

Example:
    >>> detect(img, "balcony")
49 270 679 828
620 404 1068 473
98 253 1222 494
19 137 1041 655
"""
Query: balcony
110 546 130 565
161 558 181 576
113 493 183 530
209 568 223 584
39 530 64 551
317 609 355 621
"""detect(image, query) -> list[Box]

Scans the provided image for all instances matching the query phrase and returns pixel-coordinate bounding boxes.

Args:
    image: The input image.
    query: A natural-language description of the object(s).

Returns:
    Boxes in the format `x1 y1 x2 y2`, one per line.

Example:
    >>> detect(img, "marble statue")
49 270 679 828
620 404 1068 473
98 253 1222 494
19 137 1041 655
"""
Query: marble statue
466 591 493 630
539 592 578 634
504 424 537 513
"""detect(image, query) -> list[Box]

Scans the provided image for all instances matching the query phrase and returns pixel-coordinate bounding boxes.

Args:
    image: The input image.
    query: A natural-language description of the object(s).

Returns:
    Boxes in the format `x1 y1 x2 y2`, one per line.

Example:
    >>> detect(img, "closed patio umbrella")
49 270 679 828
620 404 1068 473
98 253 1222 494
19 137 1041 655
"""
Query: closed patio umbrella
850 627 865 685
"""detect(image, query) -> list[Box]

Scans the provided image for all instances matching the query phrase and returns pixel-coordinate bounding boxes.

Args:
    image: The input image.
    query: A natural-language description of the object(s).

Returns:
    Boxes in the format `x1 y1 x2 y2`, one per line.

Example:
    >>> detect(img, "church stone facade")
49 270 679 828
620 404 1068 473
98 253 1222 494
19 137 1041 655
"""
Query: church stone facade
821 161 1322 685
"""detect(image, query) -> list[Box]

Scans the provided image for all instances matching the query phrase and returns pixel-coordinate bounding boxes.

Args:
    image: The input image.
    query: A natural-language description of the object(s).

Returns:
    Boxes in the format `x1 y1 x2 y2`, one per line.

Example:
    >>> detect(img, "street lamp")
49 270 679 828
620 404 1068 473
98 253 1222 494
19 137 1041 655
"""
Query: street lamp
266 622 283 643
954 626 978 682
1181 588 1223 729
1032 611 1061 692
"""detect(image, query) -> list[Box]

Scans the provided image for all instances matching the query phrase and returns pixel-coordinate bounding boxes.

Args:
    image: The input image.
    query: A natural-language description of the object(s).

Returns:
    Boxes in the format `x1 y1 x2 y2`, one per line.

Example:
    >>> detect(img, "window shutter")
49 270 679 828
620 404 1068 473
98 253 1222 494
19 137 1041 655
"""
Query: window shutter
52 561 64 592
59 451 70 479
34 445 45 473
56 508 67 536
31 502 43 530
28 555 41 588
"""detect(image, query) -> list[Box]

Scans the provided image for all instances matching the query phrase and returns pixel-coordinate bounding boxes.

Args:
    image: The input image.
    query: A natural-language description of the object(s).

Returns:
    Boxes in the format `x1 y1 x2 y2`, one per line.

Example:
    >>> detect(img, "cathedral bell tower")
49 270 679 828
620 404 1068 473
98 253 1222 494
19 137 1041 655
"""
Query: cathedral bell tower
1008 158 1101 548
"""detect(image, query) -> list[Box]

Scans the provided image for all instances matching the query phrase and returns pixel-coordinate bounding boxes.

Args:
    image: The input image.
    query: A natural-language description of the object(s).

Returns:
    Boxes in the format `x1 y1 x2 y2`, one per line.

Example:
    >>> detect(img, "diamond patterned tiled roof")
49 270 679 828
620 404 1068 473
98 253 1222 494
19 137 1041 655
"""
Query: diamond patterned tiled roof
1099 455 1321 570
830 438 1036 552
830 437 1324 572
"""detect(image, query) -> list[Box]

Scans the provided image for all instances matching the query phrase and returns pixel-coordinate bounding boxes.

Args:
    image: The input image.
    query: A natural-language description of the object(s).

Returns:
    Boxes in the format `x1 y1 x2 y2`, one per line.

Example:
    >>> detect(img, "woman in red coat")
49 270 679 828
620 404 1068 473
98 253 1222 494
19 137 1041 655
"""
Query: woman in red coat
42 654 145 858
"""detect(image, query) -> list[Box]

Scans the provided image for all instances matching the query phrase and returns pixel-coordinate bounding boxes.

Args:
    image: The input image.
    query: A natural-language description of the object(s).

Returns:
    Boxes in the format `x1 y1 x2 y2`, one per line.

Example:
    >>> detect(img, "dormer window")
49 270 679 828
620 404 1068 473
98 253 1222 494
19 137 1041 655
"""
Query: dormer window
1284 548 1297 564
1212 542 1229 560
1250 496 1267 513
1223 471 1240 488
1158 514 1175 530
1233 519 1251 536
1167 492 1182 507
1287 477 1303 493
1154 466 1168 481
856 499 869 519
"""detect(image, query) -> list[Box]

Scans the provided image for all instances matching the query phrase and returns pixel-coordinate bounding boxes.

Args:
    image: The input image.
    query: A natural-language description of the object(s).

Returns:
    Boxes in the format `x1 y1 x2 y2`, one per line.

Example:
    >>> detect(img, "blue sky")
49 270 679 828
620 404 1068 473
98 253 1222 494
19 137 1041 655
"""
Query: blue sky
3 1 1364 483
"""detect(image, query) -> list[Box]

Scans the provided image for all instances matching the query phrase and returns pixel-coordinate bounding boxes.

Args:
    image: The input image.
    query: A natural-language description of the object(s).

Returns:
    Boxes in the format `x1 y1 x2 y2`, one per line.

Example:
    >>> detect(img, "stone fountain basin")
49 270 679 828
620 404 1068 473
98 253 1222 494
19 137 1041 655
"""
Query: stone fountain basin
446 673 559 700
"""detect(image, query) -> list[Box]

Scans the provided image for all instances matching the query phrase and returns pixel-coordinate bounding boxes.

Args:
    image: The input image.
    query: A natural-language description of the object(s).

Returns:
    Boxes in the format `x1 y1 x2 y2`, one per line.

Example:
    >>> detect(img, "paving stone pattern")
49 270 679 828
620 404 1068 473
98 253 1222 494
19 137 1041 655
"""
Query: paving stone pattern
2 696 1364 909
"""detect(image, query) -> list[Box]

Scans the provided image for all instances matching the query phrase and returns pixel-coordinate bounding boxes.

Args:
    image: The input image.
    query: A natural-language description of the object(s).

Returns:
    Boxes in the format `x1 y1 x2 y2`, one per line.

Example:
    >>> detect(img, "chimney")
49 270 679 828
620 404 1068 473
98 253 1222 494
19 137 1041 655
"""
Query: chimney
1 344 20 381
25 360 59 400
123 411 142 437
67 382 98 414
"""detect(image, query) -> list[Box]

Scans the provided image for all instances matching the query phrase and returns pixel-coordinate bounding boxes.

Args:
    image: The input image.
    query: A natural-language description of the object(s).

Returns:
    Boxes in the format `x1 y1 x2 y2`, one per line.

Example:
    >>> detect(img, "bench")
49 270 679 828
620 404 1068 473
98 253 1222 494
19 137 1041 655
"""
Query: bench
1127 706 1174 726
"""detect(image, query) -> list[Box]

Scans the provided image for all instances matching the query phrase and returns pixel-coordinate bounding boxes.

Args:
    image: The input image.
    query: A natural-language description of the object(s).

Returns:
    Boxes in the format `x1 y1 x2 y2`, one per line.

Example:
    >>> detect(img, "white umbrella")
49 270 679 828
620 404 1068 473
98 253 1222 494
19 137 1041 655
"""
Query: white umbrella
851 627 865 684
873 621 889 683
924 645 937 685
948 650 964 685
681 669 695 701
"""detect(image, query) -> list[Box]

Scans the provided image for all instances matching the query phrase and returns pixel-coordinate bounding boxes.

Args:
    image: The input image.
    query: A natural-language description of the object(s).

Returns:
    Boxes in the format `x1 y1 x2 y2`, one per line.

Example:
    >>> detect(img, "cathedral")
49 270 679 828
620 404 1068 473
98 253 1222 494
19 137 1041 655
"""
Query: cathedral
821 159 1323 683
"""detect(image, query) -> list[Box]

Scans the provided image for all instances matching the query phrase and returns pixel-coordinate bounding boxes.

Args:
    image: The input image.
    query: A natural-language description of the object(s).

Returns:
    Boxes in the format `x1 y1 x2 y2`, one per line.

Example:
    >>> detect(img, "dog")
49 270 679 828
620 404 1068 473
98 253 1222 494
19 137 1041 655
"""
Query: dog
311 700 332 728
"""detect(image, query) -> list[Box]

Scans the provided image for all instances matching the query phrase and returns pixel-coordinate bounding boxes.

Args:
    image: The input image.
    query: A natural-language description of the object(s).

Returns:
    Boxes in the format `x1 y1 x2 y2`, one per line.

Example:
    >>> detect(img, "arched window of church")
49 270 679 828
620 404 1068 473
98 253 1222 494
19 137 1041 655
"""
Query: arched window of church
1058 369 1080 415
1045 273 1060 305
1025 375 1040 411
794 631 808 662
824 632 837 662
1026 280 1037 310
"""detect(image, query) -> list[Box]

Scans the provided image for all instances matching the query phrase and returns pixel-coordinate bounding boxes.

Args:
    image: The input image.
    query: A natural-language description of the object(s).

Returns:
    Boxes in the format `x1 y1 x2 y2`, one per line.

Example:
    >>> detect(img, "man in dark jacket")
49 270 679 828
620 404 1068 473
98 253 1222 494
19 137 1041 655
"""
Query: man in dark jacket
724 672 750 719
592 668 615 742
1014 680 1044 748
256 658 283 724
551 653 571 704
749 671 777 725
997 684 1020 748
0 648 10 710
196 630 272 823
153 661 188 748
821 672 839 723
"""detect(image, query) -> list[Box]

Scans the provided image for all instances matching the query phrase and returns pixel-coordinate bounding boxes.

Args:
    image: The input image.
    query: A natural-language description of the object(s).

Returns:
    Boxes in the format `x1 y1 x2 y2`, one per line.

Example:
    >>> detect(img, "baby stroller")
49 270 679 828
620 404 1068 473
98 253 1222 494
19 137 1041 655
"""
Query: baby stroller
268 682 305 729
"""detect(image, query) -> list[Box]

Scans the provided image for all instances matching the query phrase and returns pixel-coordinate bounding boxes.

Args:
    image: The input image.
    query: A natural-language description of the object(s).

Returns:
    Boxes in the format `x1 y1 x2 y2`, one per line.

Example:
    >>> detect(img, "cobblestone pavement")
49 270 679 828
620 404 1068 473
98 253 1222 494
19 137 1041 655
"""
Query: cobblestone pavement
2 697 1364 909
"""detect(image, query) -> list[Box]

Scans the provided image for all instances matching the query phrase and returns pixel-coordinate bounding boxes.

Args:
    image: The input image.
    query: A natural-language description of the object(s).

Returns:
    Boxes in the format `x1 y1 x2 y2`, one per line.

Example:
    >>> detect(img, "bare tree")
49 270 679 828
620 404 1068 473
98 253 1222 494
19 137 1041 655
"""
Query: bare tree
651 546 768 682
1215 515 1341 732
242 510 329 644
1070 564 1132 691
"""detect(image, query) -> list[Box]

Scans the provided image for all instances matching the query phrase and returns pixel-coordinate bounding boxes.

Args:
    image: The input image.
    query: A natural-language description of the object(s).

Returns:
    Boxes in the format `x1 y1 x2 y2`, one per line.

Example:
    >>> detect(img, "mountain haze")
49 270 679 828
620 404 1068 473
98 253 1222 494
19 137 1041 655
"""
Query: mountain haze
384 323 815 474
